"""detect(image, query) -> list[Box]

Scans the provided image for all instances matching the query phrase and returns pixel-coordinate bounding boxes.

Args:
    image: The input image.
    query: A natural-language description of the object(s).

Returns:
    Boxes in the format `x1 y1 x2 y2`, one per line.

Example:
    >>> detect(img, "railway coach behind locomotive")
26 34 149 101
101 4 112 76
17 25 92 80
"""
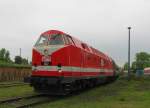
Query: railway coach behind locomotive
29 30 118 95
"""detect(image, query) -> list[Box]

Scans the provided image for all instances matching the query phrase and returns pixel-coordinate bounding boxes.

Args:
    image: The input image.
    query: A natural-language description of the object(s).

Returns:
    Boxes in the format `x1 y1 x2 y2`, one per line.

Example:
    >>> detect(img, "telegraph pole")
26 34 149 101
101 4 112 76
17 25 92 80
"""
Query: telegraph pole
128 27 131 80
19 48 22 57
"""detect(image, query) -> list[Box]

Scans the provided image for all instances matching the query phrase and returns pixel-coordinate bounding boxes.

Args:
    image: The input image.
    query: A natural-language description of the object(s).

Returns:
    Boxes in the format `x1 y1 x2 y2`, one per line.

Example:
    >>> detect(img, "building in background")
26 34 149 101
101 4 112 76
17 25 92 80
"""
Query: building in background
144 67 150 75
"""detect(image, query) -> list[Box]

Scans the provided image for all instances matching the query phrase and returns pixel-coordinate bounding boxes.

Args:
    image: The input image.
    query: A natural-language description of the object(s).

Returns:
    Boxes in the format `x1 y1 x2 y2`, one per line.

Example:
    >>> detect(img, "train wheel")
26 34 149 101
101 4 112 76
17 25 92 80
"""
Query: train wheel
62 83 72 95
33 85 41 92
81 80 87 89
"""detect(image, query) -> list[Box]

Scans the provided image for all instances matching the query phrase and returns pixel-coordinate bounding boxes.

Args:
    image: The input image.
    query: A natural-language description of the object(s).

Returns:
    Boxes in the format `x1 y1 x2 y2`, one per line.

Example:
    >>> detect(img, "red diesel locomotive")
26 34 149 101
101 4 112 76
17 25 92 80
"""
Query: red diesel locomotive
29 30 118 94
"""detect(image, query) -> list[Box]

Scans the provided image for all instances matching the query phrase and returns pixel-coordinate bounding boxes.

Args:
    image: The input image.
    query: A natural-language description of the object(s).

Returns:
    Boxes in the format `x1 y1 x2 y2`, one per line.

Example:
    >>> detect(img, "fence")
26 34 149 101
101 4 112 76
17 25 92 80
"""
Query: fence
0 67 31 82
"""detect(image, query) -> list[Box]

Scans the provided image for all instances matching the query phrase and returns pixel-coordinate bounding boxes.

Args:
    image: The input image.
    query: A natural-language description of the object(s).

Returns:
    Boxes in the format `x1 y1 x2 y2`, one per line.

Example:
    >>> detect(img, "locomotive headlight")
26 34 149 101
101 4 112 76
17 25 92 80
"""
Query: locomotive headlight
57 64 62 73
58 67 62 73
58 69 62 73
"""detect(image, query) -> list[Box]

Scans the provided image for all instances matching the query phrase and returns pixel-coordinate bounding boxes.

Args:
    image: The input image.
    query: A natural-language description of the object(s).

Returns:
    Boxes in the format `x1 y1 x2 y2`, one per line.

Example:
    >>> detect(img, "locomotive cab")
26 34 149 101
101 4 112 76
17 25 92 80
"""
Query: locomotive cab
33 34 67 66
35 34 65 46
29 31 78 94
33 33 75 67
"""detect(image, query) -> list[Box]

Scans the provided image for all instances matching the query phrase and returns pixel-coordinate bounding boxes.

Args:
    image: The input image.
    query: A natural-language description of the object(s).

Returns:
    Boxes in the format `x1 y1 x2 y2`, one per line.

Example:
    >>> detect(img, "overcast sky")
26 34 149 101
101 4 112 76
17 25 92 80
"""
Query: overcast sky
0 0 150 66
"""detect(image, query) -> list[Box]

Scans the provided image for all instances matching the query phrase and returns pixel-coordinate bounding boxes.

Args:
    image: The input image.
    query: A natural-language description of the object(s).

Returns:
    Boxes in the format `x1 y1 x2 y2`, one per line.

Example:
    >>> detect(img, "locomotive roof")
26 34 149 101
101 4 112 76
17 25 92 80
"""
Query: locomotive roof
41 30 66 35
41 30 110 60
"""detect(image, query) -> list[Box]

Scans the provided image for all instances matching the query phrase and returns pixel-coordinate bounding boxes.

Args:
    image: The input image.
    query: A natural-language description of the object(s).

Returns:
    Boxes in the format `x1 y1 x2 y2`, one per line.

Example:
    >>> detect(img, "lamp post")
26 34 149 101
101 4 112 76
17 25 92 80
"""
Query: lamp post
128 27 131 80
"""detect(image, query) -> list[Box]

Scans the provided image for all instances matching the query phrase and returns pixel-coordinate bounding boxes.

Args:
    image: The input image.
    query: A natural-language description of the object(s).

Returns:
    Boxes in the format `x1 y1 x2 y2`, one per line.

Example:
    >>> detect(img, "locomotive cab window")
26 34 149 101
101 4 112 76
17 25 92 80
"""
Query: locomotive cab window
35 34 64 46
49 34 64 45
35 36 48 46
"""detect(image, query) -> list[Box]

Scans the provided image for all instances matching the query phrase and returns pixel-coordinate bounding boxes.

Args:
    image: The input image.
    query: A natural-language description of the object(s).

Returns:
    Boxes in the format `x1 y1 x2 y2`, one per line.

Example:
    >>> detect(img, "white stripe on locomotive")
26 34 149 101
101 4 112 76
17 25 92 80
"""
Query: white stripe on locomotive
32 66 113 73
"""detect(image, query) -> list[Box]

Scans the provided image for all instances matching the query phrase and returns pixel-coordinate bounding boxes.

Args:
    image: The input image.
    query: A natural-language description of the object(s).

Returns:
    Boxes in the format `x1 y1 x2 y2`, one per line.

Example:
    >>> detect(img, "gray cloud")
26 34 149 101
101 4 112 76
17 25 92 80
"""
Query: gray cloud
0 0 150 66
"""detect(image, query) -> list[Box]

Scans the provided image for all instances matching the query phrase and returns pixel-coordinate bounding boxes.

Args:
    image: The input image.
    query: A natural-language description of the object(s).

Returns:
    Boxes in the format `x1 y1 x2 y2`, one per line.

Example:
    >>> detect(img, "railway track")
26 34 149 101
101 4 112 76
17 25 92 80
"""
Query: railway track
0 82 29 88
0 94 56 108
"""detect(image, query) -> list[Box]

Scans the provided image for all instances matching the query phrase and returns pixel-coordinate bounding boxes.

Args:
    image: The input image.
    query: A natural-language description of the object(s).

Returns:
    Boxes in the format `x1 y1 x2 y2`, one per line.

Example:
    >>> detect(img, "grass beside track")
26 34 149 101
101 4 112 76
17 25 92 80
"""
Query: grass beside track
35 77 150 108
0 84 34 99
0 77 149 108
0 84 35 108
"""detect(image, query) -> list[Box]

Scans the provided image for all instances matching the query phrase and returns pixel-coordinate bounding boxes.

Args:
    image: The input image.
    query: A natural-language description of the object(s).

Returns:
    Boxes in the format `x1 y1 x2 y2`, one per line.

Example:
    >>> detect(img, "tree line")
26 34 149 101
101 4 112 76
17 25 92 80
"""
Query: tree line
124 52 150 72
0 48 29 65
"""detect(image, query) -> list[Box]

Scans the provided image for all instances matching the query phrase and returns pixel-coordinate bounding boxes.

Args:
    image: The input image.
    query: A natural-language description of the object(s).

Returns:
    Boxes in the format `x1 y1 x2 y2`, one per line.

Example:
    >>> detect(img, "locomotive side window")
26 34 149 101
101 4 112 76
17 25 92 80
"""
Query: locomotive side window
66 35 75 45
49 34 64 45
63 35 70 44
81 43 90 51
81 43 86 49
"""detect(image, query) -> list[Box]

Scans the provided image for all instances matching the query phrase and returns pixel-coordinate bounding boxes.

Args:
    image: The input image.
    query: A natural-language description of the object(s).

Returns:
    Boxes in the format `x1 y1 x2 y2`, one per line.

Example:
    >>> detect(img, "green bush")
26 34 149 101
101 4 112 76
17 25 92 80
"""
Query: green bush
0 61 31 68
